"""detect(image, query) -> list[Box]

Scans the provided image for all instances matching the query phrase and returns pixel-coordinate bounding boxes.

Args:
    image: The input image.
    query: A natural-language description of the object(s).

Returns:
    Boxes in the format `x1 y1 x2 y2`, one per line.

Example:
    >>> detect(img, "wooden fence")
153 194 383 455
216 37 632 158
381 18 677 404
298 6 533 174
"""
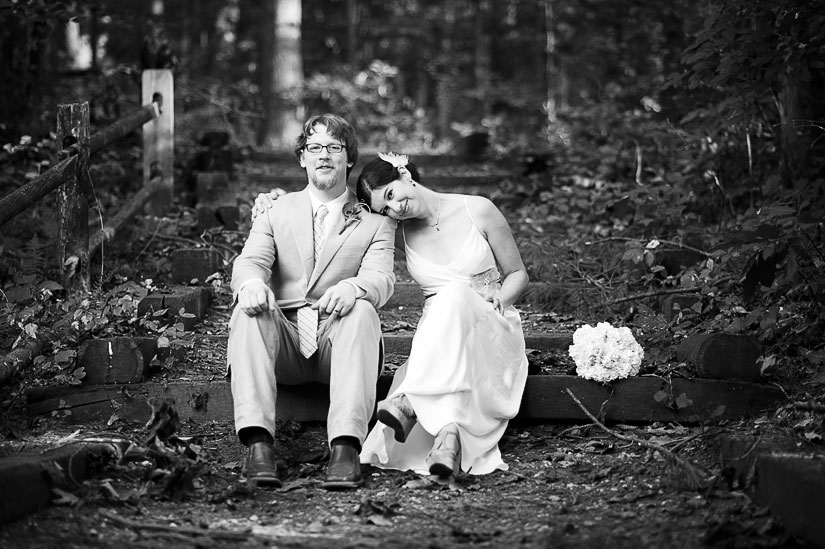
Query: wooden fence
0 70 174 293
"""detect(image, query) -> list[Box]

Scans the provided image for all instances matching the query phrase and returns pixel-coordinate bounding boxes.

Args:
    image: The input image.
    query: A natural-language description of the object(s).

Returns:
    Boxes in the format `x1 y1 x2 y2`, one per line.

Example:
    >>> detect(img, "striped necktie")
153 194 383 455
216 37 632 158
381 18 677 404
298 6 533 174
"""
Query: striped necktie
297 205 329 358
313 204 328 261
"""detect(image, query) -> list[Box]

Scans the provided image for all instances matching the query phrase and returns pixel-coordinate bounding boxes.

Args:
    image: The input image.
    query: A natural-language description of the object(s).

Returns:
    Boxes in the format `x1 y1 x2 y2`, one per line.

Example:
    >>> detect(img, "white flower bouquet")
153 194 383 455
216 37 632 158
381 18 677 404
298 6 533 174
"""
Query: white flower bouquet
568 322 644 383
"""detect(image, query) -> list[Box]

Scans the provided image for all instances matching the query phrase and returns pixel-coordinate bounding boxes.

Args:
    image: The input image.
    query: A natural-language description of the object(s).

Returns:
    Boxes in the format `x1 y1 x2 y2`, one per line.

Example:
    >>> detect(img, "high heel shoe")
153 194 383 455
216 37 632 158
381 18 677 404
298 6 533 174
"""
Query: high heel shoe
426 424 461 477
376 393 417 443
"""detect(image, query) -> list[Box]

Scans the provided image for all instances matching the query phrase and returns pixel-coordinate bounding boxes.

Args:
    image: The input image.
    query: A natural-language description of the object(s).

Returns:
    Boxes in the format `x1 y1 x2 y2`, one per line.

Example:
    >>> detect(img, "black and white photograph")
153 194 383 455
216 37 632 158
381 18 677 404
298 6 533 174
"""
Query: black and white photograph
0 1 823 547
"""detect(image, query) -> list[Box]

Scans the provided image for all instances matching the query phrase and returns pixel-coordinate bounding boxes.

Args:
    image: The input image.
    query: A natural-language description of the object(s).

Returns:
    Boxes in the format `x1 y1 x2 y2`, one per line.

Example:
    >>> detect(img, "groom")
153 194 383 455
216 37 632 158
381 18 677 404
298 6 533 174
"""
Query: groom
227 113 396 490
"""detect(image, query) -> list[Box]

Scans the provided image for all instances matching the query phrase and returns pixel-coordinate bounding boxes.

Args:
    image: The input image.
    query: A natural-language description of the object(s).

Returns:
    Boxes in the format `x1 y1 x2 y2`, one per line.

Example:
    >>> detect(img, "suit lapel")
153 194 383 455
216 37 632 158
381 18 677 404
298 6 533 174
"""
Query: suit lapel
287 189 314 282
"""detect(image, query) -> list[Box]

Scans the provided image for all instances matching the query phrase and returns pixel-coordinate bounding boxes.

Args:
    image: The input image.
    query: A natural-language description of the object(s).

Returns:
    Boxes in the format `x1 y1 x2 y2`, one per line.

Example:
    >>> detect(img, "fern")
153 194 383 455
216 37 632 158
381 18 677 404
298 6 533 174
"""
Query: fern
17 235 49 280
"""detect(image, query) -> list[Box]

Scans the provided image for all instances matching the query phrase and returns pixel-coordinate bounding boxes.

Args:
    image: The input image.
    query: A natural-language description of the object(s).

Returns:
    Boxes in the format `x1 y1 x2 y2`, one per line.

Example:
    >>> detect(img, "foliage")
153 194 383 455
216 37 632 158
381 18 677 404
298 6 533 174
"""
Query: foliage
303 61 443 153
675 0 825 123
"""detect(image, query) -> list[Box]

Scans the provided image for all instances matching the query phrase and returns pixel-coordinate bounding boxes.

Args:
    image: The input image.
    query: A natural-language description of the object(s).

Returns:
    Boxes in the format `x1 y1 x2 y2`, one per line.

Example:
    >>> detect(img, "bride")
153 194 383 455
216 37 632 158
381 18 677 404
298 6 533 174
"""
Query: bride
355 152 528 477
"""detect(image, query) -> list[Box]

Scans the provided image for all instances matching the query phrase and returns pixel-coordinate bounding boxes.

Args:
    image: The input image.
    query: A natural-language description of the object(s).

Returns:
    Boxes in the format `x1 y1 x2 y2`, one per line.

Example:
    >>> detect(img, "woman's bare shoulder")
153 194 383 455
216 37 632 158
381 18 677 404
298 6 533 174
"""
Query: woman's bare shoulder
463 194 501 221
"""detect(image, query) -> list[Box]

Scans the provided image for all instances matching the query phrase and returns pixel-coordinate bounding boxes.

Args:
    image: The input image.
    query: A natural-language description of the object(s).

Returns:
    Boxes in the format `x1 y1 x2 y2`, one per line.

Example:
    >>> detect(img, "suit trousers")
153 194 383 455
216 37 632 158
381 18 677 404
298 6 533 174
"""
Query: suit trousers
227 299 382 445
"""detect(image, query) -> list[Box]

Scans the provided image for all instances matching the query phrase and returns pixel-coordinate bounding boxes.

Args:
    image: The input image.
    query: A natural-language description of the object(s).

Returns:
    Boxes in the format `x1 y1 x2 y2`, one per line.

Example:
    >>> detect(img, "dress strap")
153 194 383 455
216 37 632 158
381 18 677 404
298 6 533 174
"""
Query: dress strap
463 196 480 231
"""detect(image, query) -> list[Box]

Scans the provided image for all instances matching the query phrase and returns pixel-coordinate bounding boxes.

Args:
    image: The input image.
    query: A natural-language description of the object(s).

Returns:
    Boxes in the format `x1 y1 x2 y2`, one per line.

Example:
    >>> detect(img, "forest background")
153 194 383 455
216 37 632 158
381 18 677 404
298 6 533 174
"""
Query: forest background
0 0 824 394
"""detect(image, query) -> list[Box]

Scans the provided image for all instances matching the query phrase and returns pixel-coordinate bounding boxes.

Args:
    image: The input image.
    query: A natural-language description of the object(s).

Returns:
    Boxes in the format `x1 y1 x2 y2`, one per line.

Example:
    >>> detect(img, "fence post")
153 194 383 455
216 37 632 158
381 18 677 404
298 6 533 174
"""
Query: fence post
57 101 91 293
142 69 174 215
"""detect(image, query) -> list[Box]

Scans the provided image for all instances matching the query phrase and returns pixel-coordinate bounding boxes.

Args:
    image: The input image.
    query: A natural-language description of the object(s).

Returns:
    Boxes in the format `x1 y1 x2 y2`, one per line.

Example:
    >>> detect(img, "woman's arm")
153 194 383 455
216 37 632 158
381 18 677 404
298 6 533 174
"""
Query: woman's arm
471 196 529 311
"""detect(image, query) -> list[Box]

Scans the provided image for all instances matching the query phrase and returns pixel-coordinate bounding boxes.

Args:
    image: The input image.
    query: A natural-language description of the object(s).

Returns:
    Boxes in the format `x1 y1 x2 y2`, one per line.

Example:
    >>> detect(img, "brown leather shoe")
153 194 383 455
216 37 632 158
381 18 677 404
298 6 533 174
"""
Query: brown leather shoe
321 444 363 490
242 441 282 487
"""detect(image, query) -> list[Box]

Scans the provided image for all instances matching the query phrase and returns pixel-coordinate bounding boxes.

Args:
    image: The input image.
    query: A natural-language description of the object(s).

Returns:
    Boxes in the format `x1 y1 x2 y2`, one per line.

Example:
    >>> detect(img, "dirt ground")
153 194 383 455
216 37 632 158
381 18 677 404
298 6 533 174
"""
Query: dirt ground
0 410 812 549
1 283 814 548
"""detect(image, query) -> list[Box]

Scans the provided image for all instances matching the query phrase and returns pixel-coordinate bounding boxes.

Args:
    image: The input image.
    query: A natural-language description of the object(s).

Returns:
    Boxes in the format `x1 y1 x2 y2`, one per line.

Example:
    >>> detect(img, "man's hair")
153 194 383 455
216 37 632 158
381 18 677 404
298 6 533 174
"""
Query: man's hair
294 114 359 179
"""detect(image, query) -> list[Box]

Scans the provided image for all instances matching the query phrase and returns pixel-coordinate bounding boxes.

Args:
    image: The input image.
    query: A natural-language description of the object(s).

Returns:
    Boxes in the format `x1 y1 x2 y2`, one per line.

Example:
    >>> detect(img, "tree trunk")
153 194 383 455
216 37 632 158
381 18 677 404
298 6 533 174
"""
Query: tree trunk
777 73 812 187
434 3 457 144
261 0 304 150
474 0 492 120
346 0 359 67
256 1 275 146
544 0 558 123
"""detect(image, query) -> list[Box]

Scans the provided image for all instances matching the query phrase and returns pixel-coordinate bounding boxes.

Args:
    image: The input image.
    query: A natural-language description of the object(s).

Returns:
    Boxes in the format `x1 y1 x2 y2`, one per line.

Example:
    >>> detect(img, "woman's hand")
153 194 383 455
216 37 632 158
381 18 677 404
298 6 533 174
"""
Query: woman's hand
488 295 506 315
250 188 286 222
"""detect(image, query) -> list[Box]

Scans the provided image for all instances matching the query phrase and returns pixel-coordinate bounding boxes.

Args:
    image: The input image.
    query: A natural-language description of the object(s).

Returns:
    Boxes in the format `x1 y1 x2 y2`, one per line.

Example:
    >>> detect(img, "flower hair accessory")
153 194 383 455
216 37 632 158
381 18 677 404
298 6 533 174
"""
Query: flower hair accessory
378 151 409 168
378 151 410 176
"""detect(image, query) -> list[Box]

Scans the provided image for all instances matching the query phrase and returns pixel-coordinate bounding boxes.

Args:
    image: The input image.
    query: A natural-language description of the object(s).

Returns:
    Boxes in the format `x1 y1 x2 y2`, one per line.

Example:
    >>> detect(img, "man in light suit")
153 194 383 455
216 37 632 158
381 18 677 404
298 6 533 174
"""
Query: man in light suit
228 114 396 490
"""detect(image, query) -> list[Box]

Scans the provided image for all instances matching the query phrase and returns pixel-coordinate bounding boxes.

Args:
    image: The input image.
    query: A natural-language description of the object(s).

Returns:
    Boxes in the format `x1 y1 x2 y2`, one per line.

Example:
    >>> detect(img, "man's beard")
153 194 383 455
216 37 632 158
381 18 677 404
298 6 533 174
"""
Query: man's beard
311 171 342 191
313 177 339 191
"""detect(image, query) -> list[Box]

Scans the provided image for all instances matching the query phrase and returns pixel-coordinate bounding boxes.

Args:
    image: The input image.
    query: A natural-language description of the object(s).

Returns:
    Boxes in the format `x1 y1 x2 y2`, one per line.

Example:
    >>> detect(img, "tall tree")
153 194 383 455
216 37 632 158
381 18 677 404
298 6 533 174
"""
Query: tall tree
259 0 304 149
677 0 825 185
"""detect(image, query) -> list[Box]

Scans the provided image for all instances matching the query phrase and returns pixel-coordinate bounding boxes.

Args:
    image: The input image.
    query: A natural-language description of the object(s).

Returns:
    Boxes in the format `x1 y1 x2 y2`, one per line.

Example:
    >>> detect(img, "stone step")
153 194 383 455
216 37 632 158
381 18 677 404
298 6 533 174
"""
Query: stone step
248 151 512 170
246 173 511 192
718 435 825 548
753 452 825 548
0 442 117 524
383 333 571 355
26 375 783 427
386 281 569 307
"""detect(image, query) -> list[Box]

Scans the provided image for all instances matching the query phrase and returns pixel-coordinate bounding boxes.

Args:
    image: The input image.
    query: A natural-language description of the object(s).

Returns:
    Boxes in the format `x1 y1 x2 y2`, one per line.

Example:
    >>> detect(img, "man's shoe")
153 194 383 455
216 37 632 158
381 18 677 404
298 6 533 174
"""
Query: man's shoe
426 424 461 477
321 444 363 490
376 393 417 443
242 441 282 487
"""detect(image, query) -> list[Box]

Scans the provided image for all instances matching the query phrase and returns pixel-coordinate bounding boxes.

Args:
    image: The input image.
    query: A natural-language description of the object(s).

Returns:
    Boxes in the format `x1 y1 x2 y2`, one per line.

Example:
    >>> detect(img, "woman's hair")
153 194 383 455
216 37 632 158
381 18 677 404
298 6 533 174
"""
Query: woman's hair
293 113 359 178
355 157 421 210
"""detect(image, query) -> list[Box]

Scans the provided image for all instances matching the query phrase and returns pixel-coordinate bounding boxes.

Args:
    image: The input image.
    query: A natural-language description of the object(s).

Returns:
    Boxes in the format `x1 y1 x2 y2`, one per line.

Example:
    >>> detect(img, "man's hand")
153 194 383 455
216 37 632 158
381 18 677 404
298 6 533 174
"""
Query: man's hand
313 282 357 317
250 188 286 222
237 279 277 316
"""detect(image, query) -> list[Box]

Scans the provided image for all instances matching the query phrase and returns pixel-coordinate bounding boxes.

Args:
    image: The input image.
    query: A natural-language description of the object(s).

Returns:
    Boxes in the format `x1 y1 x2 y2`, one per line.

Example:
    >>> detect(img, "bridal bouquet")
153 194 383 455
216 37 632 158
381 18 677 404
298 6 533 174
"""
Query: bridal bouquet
568 322 644 383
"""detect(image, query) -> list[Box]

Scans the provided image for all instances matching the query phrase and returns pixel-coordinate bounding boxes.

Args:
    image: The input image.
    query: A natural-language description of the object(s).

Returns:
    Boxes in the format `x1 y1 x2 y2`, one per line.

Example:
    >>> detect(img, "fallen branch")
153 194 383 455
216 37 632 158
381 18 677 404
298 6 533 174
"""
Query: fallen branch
99 509 257 542
82 176 164 259
603 276 734 307
585 237 712 258
0 330 52 385
603 286 701 306
793 401 825 413
564 388 711 490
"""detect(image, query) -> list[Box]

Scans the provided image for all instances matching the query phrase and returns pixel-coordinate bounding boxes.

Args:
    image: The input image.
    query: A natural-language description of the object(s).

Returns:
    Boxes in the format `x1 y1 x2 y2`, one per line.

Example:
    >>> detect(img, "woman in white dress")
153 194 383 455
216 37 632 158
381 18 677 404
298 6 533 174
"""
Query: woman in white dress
355 152 529 477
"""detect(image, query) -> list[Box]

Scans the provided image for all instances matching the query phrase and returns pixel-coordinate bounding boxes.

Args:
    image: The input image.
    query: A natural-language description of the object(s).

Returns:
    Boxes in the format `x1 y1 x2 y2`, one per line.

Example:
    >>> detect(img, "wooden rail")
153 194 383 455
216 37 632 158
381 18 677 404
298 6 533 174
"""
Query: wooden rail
0 69 174 292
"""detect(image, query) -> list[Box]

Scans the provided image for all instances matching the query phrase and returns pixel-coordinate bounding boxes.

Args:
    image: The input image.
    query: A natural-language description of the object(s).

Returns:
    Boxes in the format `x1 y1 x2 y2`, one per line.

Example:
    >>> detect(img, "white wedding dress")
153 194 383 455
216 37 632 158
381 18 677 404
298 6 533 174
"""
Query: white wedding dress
360 198 528 475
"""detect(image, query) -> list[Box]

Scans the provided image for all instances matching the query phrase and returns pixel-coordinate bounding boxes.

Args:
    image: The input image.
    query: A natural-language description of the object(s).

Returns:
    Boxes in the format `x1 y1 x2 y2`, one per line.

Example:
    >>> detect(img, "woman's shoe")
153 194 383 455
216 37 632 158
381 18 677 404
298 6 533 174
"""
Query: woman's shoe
426 424 461 477
376 393 417 443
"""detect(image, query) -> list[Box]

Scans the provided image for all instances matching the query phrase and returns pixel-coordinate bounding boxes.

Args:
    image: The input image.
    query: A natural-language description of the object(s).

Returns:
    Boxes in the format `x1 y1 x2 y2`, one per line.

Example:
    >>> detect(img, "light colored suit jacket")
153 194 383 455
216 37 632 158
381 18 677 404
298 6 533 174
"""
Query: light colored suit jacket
231 188 396 310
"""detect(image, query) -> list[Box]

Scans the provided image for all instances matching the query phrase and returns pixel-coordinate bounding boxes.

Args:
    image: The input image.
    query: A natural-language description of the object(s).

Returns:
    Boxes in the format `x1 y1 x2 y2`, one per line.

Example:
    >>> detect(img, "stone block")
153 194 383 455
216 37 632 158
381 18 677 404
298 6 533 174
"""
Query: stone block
755 452 825 547
661 294 701 322
195 171 232 207
78 337 148 384
215 205 240 230
195 205 240 232
652 248 707 276
676 333 762 380
718 434 800 488
0 443 105 524
171 247 224 285
137 286 211 330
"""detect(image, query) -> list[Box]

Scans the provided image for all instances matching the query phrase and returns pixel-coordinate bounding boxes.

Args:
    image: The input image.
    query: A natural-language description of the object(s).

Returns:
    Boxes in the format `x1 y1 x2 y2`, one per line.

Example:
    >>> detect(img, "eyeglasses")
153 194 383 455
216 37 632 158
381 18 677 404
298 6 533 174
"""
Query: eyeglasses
305 143 346 154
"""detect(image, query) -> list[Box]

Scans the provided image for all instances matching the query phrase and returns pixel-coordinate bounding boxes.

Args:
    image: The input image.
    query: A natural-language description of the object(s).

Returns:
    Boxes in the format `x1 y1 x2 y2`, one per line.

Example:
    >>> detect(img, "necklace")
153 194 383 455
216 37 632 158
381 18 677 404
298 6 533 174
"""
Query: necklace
426 198 442 231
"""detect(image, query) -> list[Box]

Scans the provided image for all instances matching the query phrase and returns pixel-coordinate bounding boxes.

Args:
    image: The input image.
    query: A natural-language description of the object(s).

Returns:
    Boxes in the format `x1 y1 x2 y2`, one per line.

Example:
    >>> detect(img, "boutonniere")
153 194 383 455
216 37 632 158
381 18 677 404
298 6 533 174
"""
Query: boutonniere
339 201 371 234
